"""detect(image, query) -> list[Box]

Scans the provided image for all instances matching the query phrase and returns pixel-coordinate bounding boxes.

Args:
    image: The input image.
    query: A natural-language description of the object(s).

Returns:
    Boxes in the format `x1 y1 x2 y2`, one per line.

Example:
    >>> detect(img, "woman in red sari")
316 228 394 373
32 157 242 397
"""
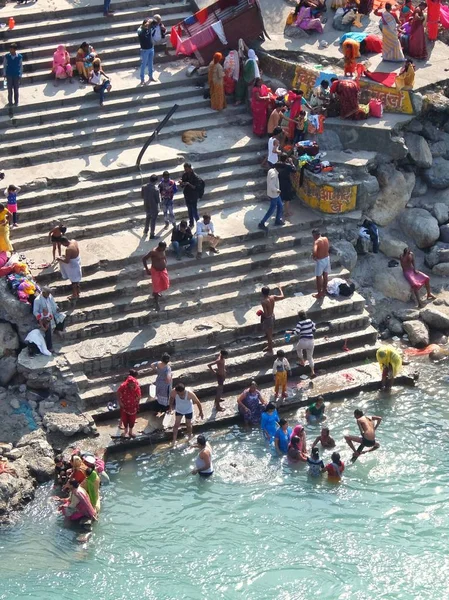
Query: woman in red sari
408 4 428 59
330 79 368 120
427 0 441 40
251 78 270 137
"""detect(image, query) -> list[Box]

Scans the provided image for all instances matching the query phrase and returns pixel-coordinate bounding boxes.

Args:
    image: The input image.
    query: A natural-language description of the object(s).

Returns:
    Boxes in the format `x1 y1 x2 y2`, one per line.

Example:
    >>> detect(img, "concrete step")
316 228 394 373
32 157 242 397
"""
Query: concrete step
45 233 314 300
63 252 339 324
0 0 183 26
7 6 187 51
58 292 365 375
82 321 377 408
2 85 206 138
0 109 253 169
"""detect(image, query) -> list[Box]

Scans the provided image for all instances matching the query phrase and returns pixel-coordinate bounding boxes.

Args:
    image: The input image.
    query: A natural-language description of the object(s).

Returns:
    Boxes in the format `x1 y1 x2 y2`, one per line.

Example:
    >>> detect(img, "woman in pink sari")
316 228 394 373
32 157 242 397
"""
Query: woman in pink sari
408 4 428 60
295 0 324 33
251 78 270 136
53 45 73 82
400 247 436 308
60 479 97 521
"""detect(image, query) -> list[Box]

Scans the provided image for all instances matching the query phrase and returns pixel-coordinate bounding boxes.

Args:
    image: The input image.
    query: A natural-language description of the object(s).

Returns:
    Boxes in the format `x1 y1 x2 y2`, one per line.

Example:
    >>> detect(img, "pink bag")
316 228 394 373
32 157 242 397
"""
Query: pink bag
369 98 383 118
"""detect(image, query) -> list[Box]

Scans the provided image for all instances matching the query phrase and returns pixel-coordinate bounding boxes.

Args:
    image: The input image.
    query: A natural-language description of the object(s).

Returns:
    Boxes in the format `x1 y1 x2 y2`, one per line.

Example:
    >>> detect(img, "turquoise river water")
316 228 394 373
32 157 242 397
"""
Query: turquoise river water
1 363 449 600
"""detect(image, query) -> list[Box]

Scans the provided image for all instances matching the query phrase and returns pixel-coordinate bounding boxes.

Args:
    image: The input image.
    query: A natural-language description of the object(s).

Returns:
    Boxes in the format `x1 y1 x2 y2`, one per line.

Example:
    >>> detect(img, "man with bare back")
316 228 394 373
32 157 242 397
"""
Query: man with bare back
260 284 285 355
142 241 169 311
311 228 330 299
344 409 382 462
57 237 82 300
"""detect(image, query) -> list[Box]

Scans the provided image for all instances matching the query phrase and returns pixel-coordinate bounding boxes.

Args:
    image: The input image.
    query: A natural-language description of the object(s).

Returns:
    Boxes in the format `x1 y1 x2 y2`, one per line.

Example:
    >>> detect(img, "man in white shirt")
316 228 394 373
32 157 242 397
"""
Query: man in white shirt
196 214 220 258
258 168 284 230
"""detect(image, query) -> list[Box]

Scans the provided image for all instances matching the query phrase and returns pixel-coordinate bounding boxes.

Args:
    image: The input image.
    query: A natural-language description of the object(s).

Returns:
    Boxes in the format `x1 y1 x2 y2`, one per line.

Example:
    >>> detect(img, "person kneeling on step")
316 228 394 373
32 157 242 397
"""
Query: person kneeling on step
196 214 220 259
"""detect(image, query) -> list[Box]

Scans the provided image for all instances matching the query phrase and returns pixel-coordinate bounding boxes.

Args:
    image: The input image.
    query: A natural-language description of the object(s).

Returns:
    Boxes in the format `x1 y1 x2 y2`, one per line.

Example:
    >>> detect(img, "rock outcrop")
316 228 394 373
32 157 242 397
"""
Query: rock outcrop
402 320 429 348
401 208 440 249
405 132 432 168
374 267 411 302
369 164 414 226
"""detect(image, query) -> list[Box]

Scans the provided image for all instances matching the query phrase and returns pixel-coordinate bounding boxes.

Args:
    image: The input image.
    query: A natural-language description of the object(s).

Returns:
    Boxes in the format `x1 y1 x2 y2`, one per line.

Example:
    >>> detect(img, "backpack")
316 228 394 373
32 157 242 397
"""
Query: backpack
196 176 205 199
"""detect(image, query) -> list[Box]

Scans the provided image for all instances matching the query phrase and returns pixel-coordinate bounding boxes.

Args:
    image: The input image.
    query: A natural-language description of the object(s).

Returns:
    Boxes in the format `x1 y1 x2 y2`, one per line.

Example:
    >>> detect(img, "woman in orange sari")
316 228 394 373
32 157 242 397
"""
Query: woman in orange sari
208 52 226 111
427 0 441 40
251 78 270 136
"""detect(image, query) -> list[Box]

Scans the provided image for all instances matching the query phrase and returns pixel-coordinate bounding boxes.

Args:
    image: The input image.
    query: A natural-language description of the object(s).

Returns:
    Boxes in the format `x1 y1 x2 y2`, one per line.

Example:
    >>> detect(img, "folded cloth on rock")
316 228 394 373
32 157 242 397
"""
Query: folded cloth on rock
25 329 52 356
59 256 82 283
151 267 170 295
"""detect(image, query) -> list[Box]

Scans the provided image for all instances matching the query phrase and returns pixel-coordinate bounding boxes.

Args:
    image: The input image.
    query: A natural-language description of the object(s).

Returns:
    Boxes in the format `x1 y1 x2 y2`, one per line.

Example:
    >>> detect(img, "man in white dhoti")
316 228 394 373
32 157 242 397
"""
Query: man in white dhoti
57 237 82 300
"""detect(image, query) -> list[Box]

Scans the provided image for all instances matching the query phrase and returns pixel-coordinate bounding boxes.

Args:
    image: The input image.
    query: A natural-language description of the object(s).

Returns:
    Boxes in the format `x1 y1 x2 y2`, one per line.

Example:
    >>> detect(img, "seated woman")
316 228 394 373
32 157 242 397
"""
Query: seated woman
76 42 97 82
395 58 416 91
400 247 435 307
294 0 324 33
237 381 267 426
58 479 97 522
52 45 73 84
330 78 368 120
89 58 112 107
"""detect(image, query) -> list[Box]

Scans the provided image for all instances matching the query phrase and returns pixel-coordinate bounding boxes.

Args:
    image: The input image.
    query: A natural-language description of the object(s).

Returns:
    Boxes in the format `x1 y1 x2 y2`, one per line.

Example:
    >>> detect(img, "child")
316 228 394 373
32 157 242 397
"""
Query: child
54 454 71 486
158 171 177 229
306 396 326 424
4 184 21 227
323 452 344 479
207 349 228 412
37 308 53 353
307 446 324 476
260 402 279 442
89 58 112 106
312 427 335 449
294 110 306 144
48 223 67 262
272 349 291 400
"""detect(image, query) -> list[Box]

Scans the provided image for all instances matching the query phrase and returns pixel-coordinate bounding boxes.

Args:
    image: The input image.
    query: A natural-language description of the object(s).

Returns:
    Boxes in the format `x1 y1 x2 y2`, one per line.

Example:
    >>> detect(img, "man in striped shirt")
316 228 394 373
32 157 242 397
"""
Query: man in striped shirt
287 310 316 377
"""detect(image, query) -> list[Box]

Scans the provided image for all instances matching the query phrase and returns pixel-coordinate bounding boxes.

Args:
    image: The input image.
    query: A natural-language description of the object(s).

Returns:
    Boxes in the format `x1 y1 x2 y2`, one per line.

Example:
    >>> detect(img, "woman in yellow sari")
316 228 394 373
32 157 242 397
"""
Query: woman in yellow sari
0 203 13 253
395 59 415 90
379 3 404 61
208 52 226 111
376 345 402 390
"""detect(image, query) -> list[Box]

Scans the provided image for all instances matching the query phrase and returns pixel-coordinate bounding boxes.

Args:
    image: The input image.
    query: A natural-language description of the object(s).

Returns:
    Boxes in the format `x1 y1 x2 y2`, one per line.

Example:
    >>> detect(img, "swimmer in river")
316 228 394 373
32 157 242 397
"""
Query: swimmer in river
191 434 213 477
311 427 335 450
344 409 382 462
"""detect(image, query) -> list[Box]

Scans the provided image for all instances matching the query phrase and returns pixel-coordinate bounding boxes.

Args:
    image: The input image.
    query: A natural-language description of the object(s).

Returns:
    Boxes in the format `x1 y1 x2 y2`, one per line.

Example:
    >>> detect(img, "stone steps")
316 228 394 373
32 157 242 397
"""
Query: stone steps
83 322 378 410
58 292 366 376
0 107 253 169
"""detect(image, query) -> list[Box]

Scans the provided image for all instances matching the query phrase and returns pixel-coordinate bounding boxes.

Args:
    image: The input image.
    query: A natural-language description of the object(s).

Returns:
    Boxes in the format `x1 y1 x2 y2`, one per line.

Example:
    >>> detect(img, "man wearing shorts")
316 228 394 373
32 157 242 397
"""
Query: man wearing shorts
169 383 204 445
207 349 228 413
260 284 285 355
344 409 382 462
311 229 330 299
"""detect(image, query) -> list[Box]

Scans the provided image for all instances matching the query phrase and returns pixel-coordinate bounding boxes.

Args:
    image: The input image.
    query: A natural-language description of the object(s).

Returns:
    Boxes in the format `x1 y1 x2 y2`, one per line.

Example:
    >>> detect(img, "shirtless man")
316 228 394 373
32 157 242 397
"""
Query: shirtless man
344 409 382 462
207 349 228 412
142 241 170 311
57 237 81 300
260 284 285 355
311 229 330 299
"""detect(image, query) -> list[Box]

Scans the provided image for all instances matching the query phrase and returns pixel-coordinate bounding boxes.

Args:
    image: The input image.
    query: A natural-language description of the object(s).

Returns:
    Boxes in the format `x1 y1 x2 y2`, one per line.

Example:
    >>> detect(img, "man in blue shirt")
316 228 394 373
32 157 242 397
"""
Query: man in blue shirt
3 43 23 106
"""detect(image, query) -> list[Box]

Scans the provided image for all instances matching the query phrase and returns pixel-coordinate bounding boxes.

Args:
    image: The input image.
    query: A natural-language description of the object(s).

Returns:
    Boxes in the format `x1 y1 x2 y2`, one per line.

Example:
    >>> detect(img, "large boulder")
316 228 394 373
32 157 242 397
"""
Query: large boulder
0 280 36 342
423 157 449 189
386 316 404 335
369 164 414 226
394 308 420 321
330 240 357 272
0 322 19 358
0 356 17 386
429 140 448 158
411 176 428 198
379 234 407 258
425 242 449 268
401 208 440 249
405 132 433 168
420 304 449 330
432 203 449 225
374 267 412 302
402 320 429 348
440 224 449 243
42 410 95 437
432 262 449 276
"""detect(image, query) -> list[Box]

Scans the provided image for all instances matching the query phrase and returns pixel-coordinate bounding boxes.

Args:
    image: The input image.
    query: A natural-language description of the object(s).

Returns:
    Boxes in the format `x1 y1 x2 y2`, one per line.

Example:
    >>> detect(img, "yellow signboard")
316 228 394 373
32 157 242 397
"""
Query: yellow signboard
291 65 414 115
292 171 357 214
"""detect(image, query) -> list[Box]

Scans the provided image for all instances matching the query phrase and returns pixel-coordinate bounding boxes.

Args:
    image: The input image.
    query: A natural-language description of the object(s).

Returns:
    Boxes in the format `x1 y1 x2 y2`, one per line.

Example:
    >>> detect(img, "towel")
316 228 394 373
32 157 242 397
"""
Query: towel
25 329 52 356
59 256 82 283
211 20 228 45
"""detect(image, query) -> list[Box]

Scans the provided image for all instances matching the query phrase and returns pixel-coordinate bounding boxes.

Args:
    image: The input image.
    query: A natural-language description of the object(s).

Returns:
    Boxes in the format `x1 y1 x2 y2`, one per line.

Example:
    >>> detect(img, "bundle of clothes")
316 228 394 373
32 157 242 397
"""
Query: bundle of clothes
1 257 40 304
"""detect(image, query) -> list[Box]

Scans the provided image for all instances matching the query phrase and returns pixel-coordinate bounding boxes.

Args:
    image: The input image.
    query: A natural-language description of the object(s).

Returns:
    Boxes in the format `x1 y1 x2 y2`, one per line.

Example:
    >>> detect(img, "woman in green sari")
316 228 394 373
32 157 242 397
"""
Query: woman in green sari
235 49 260 105
83 468 101 513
